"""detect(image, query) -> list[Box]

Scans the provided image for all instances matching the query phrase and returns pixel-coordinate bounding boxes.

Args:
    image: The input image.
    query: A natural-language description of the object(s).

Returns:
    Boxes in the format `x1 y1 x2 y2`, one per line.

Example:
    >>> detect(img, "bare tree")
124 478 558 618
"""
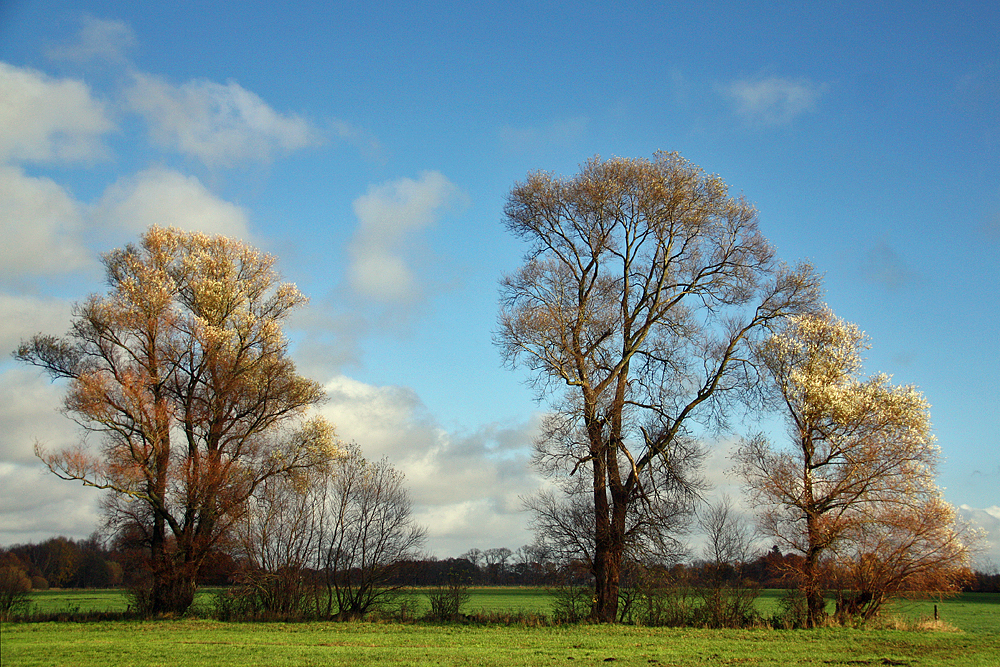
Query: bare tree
16 226 336 614
699 495 757 572
735 308 973 626
497 153 820 621
232 465 329 616
315 443 426 619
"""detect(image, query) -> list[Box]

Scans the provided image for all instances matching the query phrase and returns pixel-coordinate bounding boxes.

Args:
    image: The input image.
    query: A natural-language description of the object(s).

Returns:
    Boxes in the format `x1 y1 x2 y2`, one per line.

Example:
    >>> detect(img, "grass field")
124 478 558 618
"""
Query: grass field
20 588 1000 632
4 619 1000 667
5 589 998 667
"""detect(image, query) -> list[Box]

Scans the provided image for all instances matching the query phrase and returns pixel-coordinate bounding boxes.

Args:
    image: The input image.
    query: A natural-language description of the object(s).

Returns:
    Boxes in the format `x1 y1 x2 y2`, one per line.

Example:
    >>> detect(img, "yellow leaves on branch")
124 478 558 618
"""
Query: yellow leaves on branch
20 225 331 522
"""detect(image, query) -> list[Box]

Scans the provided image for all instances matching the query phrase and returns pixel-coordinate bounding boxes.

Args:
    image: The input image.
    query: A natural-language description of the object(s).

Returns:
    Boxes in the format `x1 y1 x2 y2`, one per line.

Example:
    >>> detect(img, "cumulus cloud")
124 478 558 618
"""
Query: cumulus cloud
348 171 466 303
720 76 826 126
95 166 251 239
499 116 589 153
0 462 104 545
0 62 114 164
0 294 73 358
318 375 543 555
0 367 80 463
958 505 1000 566
46 16 137 65
0 366 99 545
0 166 92 281
126 72 322 167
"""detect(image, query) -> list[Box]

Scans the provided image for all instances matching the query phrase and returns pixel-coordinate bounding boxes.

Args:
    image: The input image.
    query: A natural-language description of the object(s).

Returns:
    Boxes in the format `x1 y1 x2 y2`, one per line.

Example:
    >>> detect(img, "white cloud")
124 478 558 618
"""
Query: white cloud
46 16 137 65
0 367 80 464
0 294 73 357
0 462 103 546
958 505 1000 567
348 171 466 303
499 116 589 153
126 72 322 167
0 62 114 164
318 375 542 555
0 166 92 281
721 76 826 126
95 166 251 239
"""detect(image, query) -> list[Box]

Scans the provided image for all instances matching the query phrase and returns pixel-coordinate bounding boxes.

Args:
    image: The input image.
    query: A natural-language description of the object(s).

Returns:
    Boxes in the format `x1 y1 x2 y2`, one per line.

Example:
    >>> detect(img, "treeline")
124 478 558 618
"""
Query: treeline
4 537 997 593
0 536 122 590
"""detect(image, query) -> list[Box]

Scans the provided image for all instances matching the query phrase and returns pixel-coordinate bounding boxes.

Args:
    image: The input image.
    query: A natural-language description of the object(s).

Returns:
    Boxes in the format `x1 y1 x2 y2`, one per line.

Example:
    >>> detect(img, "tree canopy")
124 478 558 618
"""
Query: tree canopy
736 308 972 625
17 226 337 613
498 152 821 621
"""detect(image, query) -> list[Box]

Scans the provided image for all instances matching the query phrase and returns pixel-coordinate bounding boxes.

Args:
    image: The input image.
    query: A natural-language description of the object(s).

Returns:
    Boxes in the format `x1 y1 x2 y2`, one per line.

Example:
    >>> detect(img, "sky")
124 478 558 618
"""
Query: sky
0 0 998 566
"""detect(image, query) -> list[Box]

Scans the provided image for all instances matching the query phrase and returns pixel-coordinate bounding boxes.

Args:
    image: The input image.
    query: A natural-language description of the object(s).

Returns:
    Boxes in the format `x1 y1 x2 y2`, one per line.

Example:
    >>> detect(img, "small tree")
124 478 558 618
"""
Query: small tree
17 226 336 614
231 462 332 617
0 566 32 619
316 443 426 619
736 308 972 626
695 496 761 628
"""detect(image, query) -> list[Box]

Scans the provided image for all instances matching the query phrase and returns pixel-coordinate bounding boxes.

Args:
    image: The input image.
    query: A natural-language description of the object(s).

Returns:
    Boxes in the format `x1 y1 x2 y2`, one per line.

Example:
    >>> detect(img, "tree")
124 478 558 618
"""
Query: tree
698 495 757 576
314 443 426 619
497 152 820 621
232 462 329 616
16 226 336 614
735 308 972 626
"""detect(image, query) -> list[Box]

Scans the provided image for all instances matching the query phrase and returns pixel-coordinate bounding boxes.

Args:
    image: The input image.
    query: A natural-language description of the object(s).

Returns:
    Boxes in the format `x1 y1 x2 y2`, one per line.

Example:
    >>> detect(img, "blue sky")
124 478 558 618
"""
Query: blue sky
1 0 998 564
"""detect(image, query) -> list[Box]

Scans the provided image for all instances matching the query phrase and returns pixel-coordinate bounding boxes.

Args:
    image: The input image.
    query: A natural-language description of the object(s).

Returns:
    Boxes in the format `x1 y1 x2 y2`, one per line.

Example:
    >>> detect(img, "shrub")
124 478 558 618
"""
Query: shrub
425 578 471 620
550 584 593 623
771 588 810 629
0 566 32 619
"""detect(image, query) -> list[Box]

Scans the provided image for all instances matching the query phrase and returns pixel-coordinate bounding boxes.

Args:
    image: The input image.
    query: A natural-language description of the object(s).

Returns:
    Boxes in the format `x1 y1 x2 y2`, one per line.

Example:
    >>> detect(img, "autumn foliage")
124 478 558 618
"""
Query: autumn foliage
17 227 337 614
736 308 973 625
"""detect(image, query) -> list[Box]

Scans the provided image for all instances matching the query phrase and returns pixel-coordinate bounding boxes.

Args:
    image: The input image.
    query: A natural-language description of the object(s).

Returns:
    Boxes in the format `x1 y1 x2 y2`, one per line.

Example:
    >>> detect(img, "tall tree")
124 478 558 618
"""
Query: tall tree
735 308 971 626
497 152 820 621
17 226 336 614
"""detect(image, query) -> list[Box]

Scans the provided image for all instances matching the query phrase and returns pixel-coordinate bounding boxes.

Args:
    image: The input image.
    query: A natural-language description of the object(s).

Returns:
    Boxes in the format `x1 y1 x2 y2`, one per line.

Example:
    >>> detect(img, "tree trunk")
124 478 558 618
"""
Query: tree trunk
803 530 825 627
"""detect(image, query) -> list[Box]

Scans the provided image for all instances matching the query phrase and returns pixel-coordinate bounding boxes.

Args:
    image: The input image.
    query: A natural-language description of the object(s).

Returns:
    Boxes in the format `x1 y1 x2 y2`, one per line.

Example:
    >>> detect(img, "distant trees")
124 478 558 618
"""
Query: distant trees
17 226 337 614
735 308 973 626
498 152 820 621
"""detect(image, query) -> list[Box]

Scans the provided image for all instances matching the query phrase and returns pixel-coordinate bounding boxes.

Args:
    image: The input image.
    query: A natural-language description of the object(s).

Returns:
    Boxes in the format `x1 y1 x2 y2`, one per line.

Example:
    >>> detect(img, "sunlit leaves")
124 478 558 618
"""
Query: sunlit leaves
736 308 971 622
16 226 333 612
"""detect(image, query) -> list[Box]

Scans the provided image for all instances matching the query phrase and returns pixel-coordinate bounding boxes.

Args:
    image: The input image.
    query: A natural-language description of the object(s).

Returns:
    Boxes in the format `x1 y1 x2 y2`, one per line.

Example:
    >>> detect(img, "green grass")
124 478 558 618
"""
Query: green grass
3 620 999 667
5 590 998 667
20 588 1000 633
24 588 221 615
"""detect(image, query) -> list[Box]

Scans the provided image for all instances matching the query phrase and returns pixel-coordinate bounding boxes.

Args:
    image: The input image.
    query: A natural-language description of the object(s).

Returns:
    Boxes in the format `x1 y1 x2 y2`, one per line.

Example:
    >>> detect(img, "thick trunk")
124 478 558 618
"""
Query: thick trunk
592 449 615 622
591 447 630 622
803 521 826 628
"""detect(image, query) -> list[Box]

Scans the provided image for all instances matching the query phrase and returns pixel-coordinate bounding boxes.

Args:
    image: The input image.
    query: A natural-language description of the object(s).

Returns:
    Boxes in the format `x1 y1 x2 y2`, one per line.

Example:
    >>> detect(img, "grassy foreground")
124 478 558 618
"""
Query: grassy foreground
4 620 1000 667
5 590 998 666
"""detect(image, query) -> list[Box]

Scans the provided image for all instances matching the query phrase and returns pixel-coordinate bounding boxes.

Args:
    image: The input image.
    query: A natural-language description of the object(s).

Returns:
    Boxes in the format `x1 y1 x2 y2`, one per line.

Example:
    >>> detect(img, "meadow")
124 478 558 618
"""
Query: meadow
3 589 998 667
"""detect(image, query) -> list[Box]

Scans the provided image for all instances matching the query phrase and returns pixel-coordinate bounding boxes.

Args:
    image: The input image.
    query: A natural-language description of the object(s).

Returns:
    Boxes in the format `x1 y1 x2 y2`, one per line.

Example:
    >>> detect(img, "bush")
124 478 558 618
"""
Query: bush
634 582 698 627
549 584 593 623
0 566 32 619
771 589 810 629
425 579 471 620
